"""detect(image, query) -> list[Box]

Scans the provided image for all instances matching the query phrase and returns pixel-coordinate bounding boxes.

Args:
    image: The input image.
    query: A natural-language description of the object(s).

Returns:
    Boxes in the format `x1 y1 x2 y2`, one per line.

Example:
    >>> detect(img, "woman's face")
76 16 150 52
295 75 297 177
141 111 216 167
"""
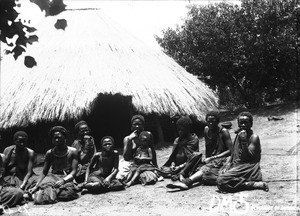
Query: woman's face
78 124 90 138
176 124 189 138
206 115 219 130
131 119 144 134
14 135 27 150
238 116 252 132
102 138 114 152
52 131 66 147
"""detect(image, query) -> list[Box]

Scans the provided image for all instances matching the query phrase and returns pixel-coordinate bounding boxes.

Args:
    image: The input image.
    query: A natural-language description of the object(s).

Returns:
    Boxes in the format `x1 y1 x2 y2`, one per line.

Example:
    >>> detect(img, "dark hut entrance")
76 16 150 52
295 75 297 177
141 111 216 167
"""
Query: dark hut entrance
83 93 132 151
0 93 203 155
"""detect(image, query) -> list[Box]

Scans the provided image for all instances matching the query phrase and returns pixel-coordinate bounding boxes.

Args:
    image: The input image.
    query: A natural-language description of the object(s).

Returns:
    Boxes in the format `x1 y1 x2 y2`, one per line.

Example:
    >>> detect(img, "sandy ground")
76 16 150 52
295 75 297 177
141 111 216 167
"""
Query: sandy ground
4 102 299 216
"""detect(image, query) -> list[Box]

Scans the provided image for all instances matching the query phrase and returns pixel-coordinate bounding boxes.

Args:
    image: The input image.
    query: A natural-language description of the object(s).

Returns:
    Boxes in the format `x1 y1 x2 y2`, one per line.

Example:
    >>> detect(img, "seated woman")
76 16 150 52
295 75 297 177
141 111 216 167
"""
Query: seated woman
217 112 269 193
82 136 124 194
3 131 36 191
160 116 199 179
117 115 157 181
167 111 232 189
72 121 96 183
124 131 158 187
29 126 79 204
0 153 24 209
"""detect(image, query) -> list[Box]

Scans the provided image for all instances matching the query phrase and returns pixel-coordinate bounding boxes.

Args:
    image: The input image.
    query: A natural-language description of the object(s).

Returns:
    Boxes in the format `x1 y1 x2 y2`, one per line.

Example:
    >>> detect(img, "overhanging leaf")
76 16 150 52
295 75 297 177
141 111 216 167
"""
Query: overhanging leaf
54 19 67 30
24 56 37 68
27 35 39 44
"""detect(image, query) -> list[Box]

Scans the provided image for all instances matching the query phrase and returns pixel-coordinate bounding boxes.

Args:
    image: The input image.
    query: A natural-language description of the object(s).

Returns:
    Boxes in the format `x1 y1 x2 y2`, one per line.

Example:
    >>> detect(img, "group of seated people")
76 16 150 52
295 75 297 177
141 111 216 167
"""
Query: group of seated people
0 111 269 209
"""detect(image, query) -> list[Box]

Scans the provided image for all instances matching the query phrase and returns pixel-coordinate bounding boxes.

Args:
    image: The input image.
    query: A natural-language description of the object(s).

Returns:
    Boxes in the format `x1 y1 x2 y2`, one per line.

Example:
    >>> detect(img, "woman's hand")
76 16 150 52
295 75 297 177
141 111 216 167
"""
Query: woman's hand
128 130 138 140
103 178 111 188
238 130 247 142
20 183 26 190
29 186 38 194
54 179 65 188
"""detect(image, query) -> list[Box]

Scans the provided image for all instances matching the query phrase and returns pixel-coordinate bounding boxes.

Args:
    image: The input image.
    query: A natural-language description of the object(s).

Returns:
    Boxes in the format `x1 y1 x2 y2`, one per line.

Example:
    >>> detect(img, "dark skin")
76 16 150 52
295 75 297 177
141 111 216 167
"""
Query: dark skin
77 124 94 162
174 124 191 167
123 119 157 167
30 131 78 193
80 135 95 163
123 119 144 161
166 124 192 173
237 116 260 162
78 124 90 140
3 135 35 190
202 115 232 163
135 136 152 162
84 138 118 188
174 115 232 188
125 135 153 187
234 115 267 191
0 153 5 191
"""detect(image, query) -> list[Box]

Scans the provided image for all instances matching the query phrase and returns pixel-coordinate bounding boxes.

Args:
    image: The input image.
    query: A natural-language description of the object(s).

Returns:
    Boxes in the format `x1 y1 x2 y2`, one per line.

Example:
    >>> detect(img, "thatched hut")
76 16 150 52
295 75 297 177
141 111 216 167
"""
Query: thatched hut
0 7 218 152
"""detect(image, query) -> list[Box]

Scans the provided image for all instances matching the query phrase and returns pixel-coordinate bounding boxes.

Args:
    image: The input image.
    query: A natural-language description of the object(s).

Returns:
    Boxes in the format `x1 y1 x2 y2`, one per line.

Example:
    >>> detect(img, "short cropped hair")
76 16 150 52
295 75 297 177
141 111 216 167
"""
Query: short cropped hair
131 114 145 125
176 116 192 129
49 126 67 138
101 136 115 145
205 110 220 122
238 112 253 124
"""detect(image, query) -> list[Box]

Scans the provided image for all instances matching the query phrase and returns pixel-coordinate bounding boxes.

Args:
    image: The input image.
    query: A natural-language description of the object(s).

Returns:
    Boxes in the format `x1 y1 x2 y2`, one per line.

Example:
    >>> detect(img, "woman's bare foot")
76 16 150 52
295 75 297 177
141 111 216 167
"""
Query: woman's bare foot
253 181 269 192
166 181 189 190
179 174 186 182
125 181 133 188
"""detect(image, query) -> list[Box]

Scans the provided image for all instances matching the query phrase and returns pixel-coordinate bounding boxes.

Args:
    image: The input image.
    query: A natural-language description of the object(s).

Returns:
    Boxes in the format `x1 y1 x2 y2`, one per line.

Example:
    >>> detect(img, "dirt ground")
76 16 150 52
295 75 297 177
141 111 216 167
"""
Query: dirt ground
4 102 299 216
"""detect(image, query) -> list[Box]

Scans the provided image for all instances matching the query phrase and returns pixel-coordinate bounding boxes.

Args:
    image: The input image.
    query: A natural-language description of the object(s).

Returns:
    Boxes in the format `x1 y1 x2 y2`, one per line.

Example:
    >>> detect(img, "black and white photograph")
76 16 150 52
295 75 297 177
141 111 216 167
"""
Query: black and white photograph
0 0 299 215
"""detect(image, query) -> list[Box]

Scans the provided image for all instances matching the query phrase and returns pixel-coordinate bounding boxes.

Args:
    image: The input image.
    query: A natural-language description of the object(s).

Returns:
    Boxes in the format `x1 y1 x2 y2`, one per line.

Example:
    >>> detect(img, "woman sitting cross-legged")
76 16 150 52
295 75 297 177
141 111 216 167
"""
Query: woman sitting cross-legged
160 116 199 180
81 136 124 194
29 126 79 204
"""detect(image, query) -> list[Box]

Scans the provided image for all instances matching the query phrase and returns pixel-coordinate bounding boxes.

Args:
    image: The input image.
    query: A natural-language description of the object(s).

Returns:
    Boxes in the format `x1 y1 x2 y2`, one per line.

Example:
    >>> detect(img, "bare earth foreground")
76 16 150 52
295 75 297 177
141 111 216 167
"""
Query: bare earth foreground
4 103 299 216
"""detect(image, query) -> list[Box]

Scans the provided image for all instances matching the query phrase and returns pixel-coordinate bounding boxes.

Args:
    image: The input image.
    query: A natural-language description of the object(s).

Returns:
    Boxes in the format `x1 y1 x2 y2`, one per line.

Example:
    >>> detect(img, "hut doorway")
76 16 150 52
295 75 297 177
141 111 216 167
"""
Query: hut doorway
84 93 132 150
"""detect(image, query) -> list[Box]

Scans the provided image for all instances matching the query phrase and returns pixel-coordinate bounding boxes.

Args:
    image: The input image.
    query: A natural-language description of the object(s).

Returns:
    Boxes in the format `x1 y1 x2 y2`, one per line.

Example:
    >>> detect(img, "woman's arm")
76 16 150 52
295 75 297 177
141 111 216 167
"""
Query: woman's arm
64 149 79 183
240 133 260 162
20 149 35 190
123 131 137 161
208 129 232 162
30 151 51 193
104 152 119 183
85 154 99 182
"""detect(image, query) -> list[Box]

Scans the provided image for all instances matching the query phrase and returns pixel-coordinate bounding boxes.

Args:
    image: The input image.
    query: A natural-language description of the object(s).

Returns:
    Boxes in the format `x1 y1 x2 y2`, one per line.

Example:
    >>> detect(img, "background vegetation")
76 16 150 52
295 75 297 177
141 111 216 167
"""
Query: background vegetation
156 0 299 109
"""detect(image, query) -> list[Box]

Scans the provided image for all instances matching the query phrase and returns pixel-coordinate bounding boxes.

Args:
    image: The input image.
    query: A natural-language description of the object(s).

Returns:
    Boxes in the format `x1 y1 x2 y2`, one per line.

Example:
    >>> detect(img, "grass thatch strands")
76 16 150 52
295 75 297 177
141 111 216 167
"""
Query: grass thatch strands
0 8 218 129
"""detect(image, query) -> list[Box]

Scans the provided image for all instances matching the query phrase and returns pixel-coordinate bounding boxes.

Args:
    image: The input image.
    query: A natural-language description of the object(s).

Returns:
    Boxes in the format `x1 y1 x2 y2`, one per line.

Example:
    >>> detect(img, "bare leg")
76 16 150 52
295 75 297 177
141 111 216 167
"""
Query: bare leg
124 171 134 183
189 170 204 182
126 171 140 187
243 181 269 192
169 170 203 190
84 182 102 191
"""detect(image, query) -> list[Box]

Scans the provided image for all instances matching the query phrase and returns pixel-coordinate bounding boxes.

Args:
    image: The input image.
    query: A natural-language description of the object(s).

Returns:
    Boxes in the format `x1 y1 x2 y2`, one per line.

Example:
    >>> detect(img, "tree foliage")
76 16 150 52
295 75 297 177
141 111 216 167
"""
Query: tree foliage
156 0 299 108
0 0 66 67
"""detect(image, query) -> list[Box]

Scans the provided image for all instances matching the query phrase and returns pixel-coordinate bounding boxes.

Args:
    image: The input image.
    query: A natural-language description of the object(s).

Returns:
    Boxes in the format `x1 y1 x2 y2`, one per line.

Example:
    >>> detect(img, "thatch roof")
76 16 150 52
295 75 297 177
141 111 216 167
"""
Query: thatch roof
0 8 218 129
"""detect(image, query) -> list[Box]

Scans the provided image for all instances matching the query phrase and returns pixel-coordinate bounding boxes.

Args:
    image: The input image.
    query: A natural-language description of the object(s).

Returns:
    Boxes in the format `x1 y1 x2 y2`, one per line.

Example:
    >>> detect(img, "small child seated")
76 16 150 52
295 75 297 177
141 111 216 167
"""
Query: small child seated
82 136 124 194
124 131 158 187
